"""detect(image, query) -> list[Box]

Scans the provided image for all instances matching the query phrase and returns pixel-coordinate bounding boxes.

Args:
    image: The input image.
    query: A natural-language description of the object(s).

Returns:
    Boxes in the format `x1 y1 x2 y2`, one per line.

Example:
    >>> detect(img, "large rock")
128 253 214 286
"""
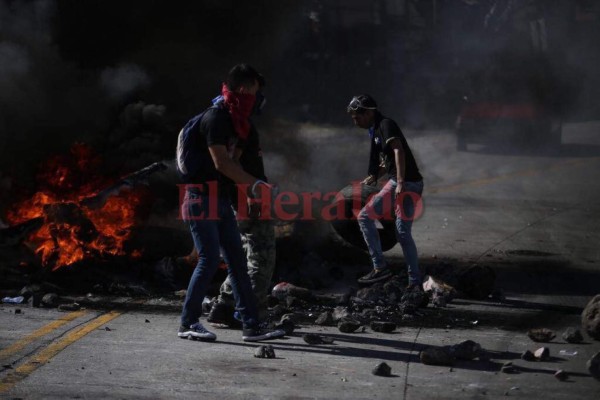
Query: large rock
449 340 482 360
254 345 276 359
582 295 600 340
423 275 457 306
420 347 455 366
527 328 556 343
534 347 550 361
370 321 396 333
315 311 333 326
332 306 351 322
562 327 584 344
338 319 361 333
372 362 392 377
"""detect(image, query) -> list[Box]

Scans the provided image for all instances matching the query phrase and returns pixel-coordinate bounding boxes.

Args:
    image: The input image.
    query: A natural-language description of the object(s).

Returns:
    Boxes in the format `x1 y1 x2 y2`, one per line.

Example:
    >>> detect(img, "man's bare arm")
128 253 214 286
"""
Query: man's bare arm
209 144 256 186
390 138 405 191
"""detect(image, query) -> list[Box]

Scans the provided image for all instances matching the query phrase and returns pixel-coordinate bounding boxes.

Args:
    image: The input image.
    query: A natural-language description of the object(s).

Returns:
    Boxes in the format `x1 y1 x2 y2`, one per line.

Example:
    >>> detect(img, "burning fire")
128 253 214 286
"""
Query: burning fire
7 143 146 270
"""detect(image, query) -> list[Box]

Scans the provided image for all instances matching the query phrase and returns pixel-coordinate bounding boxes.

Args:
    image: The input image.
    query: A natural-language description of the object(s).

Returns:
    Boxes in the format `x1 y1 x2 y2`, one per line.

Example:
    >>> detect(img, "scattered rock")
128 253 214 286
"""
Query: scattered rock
431 291 447 308
534 347 550 361
383 278 405 303
400 289 428 309
372 362 392 377
303 333 323 345
338 319 361 333
356 282 385 303
14 308 22 314
320 336 335 344
275 317 296 335
562 327 584 344
501 361 516 374
587 352 600 381
280 313 301 325
370 321 396 333
41 293 59 307
554 370 568 381
174 290 187 298
332 306 351 322
254 345 276 359
582 295 600 340
521 350 536 361
315 311 333 326
58 303 81 312
528 328 556 343
449 340 482 360
423 275 456 306
145 319 150 323
303 333 334 345
420 347 454 366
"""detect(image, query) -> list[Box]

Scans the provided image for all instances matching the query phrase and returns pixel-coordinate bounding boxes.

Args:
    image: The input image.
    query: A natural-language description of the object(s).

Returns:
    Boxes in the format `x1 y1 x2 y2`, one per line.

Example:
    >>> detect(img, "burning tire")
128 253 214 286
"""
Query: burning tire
329 184 397 252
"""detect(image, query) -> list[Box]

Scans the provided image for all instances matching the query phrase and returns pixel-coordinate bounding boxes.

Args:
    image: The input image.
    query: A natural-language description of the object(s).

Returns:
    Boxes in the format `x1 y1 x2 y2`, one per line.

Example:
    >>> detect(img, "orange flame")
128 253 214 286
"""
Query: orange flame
6 144 146 270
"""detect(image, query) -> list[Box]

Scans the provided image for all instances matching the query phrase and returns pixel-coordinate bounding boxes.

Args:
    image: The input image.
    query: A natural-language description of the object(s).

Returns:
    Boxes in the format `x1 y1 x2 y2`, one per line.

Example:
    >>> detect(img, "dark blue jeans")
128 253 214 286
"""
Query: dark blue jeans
180 190 259 329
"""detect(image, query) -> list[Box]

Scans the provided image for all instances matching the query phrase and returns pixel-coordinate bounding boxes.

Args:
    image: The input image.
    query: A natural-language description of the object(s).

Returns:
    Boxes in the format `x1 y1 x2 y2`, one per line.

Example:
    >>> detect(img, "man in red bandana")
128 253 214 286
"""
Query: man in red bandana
207 67 277 328
176 64 284 342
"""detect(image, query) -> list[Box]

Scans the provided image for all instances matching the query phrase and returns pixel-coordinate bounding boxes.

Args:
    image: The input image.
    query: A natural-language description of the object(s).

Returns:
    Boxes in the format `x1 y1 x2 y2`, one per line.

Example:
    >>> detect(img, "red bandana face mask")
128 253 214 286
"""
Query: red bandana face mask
221 83 255 140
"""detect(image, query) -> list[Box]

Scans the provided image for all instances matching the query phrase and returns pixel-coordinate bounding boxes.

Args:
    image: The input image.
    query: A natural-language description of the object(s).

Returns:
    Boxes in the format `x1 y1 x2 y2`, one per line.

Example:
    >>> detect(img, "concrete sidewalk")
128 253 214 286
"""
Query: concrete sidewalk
1 292 599 399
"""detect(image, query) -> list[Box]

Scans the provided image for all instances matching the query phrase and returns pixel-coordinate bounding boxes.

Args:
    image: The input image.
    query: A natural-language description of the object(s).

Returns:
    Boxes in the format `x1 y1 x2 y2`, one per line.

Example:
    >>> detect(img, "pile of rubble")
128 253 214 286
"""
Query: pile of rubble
265 276 427 333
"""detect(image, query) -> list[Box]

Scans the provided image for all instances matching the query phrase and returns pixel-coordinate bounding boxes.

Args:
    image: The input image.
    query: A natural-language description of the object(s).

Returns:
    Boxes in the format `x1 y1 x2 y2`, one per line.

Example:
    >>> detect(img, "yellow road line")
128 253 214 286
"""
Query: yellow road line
428 158 595 195
0 310 87 360
0 310 122 394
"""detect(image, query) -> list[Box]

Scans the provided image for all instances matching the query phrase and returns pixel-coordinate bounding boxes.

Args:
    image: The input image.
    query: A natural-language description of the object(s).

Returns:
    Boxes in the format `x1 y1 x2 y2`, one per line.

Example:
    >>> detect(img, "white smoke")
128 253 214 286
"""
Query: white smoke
100 63 151 101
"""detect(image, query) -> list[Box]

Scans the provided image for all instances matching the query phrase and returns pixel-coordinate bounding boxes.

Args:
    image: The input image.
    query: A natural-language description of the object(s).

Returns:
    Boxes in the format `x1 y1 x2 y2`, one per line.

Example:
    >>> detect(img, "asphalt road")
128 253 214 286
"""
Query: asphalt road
1 122 600 399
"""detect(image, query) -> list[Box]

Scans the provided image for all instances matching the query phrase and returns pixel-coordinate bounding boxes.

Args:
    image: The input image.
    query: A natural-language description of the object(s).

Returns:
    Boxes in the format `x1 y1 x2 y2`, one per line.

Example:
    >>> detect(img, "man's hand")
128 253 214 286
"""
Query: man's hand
361 175 377 186
395 181 404 197
250 180 279 199
248 201 261 219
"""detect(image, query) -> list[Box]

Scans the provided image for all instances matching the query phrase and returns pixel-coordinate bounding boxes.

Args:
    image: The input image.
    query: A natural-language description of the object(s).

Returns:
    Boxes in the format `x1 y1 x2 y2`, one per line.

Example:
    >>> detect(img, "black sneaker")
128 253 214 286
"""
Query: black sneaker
358 268 392 284
242 327 286 342
178 322 217 341
207 302 239 328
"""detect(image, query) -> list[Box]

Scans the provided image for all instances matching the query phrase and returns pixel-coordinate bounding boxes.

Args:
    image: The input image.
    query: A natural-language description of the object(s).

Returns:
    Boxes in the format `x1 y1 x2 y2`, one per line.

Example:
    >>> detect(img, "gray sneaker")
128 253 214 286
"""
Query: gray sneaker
178 322 217 341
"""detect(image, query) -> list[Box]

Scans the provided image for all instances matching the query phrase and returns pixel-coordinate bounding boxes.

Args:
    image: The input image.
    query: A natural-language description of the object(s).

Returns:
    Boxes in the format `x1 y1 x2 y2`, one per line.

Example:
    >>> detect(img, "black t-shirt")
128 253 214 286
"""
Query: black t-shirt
186 105 238 196
238 123 267 182
368 113 422 182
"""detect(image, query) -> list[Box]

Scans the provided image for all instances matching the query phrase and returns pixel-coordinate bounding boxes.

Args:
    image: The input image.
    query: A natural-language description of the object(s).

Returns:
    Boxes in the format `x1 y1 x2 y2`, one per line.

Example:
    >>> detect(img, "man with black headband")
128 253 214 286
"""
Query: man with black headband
347 94 424 290
176 64 284 342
